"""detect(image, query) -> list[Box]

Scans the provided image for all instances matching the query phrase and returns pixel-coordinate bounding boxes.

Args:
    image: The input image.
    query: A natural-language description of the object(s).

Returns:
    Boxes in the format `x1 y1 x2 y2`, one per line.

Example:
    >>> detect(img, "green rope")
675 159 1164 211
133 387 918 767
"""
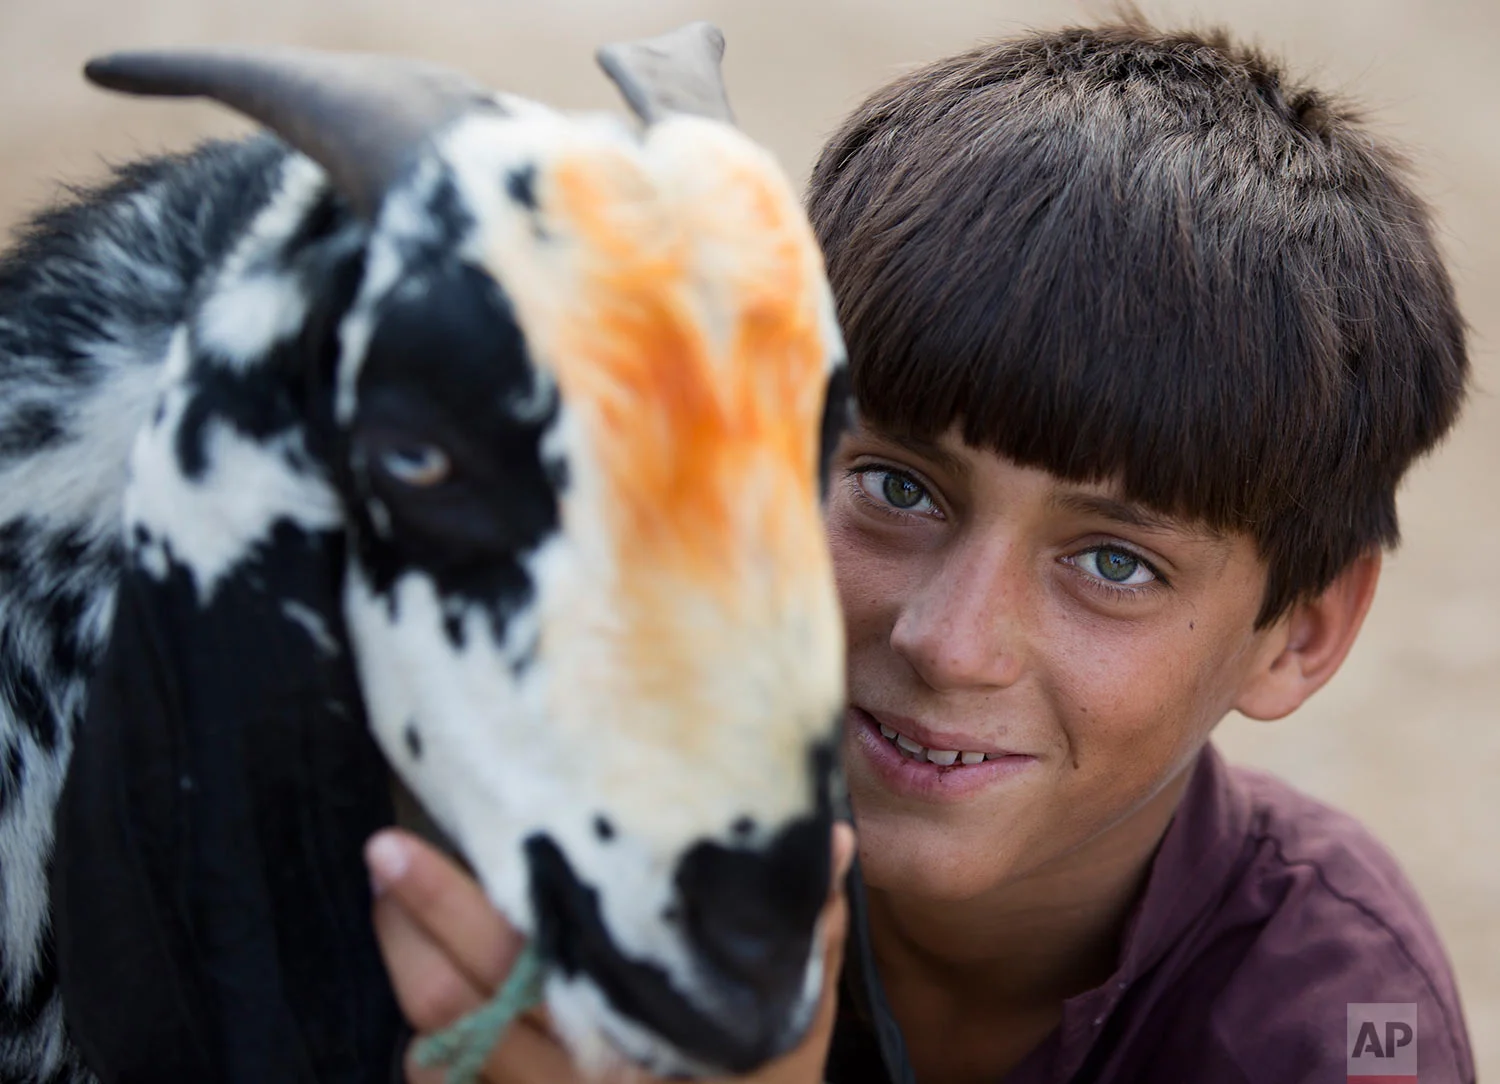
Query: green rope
412 940 549 1084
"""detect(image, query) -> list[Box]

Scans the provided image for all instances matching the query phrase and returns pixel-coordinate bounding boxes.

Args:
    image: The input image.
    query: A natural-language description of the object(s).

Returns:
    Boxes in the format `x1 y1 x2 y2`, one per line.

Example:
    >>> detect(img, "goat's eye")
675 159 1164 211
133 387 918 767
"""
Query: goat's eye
378 443 452 487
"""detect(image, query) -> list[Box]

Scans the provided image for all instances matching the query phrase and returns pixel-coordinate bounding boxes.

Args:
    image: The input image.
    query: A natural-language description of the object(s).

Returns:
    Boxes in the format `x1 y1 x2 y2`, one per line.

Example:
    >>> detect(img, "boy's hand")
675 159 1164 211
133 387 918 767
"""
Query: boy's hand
366 823 856 1084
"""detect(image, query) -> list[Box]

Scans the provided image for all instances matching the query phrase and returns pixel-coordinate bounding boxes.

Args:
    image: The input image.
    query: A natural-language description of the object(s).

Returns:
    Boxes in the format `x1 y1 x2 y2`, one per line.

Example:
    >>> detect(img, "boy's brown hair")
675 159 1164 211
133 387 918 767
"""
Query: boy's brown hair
806 19 1468 625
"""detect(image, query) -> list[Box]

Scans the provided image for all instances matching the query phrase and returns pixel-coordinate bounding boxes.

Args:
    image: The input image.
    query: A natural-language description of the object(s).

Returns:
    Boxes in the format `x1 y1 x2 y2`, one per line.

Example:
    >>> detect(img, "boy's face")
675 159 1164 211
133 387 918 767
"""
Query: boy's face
828 421 1280 902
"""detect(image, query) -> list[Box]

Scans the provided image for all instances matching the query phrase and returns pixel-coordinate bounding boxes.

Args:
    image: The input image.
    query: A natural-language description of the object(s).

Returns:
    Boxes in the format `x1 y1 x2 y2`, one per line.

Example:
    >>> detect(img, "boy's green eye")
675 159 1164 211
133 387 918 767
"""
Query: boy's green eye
1097 549 1139 581
852 466 937 516
882 472 927 509
1074 546 1157 588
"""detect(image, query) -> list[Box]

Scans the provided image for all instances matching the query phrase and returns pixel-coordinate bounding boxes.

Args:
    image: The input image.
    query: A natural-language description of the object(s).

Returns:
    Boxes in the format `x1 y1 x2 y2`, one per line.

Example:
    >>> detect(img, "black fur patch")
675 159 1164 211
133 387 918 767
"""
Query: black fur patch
404 722 423 761
424 175 474 250
0 402 64 459
0 737 24 816
344 258 561 649
284 187 349 252
674 814 829 990
172 359 308 481
0 653 58 752
543 454 570 493
442 610 466 650
593 815 615 842
0 519 24 579
43 526 90 573
41 590 89 679
506 165 539 211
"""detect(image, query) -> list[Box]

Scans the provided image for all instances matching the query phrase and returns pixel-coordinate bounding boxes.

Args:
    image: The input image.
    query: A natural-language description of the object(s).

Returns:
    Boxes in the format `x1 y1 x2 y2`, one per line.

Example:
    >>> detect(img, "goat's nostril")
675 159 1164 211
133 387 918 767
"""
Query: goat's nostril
691 914 789 987
674 814 830 991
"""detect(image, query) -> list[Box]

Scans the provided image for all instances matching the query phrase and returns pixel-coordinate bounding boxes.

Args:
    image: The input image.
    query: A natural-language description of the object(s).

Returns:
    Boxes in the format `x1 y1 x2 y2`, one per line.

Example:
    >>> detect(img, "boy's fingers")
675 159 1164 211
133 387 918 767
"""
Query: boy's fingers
371 892 487 1034
808 859 852 1043
830 821 856 889
366 829 522 993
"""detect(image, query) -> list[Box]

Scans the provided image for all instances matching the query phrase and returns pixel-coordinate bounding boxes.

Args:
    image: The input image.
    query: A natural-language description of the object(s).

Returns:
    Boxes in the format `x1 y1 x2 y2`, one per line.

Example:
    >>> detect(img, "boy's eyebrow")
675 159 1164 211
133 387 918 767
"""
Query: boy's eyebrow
1051 492 1224 541
873 431 971 478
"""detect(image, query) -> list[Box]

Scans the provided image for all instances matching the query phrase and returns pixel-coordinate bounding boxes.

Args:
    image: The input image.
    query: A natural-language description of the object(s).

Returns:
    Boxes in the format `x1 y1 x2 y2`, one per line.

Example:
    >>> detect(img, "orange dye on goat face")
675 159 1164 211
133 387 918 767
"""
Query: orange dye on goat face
456 111 845 769
543 125 834 601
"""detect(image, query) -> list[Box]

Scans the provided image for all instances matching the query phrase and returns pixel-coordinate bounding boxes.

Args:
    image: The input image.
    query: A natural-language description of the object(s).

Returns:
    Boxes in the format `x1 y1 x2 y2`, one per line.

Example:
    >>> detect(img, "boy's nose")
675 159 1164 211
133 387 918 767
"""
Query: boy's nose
890 537 1026 692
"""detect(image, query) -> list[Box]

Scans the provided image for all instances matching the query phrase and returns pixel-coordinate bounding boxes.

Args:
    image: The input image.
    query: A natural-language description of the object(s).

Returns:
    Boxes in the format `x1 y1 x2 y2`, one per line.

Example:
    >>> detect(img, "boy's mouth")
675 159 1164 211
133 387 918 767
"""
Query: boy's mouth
854 707 1026 768
848 707 1039 800
873 721 1003 767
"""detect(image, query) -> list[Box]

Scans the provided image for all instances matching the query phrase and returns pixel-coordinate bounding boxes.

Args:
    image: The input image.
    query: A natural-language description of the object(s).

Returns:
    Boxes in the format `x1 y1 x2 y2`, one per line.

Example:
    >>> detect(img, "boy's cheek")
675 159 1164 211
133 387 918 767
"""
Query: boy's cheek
1053 659 1226 792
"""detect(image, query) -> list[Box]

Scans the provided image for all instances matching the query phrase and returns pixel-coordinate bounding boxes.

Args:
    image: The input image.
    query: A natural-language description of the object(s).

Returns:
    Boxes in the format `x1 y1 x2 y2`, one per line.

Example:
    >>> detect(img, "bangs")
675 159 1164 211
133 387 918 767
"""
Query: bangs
819 80 1338 539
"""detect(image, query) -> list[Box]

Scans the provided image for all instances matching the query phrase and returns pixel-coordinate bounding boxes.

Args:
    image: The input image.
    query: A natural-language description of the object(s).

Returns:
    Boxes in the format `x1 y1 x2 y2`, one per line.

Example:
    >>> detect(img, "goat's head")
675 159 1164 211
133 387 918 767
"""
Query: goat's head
87 26 850 1078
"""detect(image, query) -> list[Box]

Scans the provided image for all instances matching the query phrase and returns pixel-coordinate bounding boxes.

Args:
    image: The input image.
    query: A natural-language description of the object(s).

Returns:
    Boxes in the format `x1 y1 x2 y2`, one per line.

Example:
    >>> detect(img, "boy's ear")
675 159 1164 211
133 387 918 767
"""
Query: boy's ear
1233 552 1382 722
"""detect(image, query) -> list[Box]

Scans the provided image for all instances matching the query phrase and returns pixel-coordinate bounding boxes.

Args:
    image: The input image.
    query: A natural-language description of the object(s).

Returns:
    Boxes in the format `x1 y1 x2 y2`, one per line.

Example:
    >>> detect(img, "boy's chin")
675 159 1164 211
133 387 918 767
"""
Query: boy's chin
853 804 1038 902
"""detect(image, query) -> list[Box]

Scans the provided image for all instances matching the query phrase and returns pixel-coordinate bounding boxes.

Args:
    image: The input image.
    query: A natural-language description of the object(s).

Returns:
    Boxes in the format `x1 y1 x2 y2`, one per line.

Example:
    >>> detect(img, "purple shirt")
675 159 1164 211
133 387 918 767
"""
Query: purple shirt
828 743 1475 1083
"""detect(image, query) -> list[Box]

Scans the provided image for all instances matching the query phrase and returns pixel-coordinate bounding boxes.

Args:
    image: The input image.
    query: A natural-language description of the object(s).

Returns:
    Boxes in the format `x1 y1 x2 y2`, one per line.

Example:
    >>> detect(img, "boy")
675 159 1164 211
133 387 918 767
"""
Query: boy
366 18 1475 1083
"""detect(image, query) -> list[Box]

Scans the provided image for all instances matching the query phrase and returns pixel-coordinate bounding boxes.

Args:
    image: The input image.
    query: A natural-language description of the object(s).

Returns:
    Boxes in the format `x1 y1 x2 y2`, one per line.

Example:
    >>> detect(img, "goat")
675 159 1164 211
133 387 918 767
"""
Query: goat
0 24 851 1083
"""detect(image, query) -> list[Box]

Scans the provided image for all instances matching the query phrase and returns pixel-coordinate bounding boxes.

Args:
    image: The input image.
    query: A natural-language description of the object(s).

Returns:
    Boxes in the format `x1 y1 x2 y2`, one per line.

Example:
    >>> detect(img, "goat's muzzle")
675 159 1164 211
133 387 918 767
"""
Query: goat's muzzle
526 809 833 1074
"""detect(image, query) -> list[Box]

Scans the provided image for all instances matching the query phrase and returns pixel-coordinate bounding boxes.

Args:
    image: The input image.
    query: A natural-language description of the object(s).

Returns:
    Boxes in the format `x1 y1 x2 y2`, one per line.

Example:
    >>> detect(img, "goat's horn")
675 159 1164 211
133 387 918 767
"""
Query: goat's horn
83 46 500 218
597 22 735 126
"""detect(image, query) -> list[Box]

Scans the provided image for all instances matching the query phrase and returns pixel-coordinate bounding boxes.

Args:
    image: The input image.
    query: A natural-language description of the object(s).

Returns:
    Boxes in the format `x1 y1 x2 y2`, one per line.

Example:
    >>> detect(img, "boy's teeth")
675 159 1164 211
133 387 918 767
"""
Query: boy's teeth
874 721 993 766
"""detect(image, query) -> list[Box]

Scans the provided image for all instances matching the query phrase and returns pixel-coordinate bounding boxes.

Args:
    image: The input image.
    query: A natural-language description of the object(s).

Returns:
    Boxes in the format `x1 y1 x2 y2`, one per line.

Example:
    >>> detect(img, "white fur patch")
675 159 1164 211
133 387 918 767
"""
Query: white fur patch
194 154 326 368
195 269 309 367
334 156 446 424
343 561 548 921
124 388 339 603
0 339 166 541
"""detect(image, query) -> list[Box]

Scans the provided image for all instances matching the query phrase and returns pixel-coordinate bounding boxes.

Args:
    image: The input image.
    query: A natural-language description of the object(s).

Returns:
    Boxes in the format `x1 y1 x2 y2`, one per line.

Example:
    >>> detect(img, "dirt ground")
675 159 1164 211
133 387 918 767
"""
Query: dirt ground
2 0 1494 1075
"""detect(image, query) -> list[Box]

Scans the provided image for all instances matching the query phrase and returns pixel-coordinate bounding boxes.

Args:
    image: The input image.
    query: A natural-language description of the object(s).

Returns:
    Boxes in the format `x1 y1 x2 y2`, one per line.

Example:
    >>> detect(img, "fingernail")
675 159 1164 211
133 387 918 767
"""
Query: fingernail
365 832 410 896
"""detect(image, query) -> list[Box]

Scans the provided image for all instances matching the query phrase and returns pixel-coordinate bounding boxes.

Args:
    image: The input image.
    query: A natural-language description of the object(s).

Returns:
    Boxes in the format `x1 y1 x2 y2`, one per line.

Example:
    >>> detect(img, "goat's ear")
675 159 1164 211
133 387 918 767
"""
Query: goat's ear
597 22 735 126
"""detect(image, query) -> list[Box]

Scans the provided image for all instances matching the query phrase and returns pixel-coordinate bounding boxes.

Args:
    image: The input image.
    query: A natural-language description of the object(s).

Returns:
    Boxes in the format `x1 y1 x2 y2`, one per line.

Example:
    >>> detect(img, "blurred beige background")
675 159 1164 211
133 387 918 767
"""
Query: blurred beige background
1 0 1493 1076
